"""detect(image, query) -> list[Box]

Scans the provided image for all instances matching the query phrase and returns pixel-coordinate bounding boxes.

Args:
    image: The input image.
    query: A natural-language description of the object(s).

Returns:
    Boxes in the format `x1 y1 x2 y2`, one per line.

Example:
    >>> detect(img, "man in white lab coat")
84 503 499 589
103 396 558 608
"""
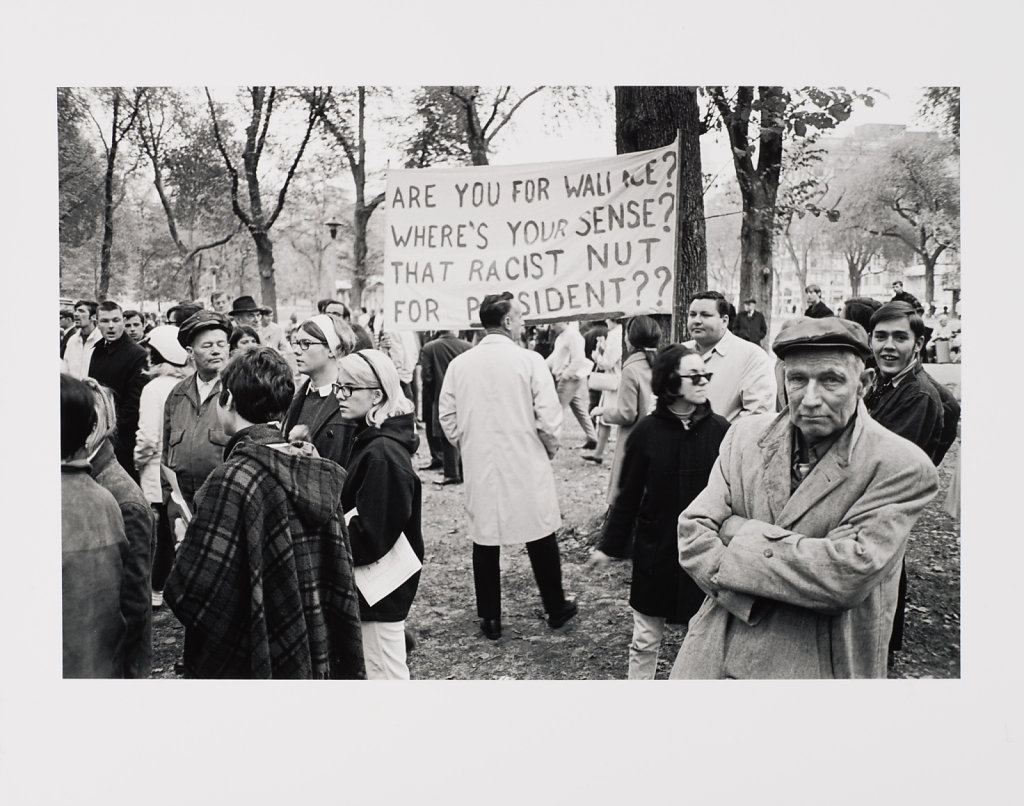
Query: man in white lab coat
439 292 578 640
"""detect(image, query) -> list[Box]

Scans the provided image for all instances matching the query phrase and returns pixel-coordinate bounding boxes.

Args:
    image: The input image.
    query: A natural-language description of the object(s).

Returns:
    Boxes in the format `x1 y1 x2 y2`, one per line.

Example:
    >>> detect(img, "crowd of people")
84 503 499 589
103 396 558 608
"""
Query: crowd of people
59 276 959 680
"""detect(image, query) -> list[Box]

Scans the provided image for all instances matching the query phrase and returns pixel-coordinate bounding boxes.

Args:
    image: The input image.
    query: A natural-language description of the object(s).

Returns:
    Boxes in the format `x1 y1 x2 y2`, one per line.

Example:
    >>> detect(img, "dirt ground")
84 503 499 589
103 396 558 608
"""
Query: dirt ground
150 415 961 680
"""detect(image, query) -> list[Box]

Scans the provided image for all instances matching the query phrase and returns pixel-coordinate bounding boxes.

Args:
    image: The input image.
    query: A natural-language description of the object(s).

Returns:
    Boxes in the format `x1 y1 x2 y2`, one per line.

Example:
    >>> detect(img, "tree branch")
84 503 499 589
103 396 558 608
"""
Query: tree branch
255 86 275 164
184 223 243 265
266 91 322 229
485 86 546 145
204 87 251 229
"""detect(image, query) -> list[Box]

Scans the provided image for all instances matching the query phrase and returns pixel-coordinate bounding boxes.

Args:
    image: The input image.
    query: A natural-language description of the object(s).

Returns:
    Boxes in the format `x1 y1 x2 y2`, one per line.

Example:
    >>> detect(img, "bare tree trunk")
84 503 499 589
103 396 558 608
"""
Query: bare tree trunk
738 184 776 316
615 86 706 342
711 86 784 331
847 257 862 297
207 86 322 319
923 244 938 304
98 92 121 300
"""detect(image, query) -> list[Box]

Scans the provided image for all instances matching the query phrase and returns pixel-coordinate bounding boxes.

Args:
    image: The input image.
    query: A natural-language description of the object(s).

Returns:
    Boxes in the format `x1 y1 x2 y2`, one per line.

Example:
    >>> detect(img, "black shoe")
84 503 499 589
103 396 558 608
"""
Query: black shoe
480 618 502 640
435 477 463 486
581 453 603 464
419 459 443 471
548 599 578 629
578 440 597 450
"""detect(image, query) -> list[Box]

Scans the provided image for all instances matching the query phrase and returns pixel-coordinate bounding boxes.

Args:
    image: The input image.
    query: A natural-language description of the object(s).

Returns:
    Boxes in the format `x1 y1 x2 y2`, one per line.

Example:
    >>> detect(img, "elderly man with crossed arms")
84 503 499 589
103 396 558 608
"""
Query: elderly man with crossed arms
670 317 938 679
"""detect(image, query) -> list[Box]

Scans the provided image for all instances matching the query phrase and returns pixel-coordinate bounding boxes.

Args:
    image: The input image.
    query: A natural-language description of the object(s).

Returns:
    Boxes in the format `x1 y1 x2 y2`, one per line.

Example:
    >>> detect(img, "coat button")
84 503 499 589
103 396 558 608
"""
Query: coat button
326 430 334 438
763 549 773 558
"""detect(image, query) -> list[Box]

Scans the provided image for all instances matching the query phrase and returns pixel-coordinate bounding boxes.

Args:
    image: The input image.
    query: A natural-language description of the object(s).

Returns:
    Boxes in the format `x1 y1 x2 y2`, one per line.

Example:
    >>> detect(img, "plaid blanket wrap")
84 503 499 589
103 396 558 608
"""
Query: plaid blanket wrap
165 426 365 679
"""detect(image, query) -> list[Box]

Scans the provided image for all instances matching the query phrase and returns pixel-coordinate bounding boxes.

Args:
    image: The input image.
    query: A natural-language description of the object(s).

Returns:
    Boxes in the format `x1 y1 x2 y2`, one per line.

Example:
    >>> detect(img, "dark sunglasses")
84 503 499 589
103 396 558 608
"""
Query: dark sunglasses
681 372 714 384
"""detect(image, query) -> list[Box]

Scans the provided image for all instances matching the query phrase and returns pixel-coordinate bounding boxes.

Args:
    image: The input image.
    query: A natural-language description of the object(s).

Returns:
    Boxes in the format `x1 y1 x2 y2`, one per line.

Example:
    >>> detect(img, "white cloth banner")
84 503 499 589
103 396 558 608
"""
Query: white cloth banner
383 139 680 330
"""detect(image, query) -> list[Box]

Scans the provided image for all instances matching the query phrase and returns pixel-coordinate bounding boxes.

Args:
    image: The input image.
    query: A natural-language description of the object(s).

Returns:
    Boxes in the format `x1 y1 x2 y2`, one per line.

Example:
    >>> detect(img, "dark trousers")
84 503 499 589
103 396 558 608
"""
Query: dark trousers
422 398 445 464
441 439 462 481
473 534 566 620
889 559 908 653
151 503 176 591
400 380 414 404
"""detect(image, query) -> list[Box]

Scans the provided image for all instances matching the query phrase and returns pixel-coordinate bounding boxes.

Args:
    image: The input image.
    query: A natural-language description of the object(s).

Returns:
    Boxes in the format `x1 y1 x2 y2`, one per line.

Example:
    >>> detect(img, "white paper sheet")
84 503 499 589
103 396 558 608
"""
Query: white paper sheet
346 508 422 606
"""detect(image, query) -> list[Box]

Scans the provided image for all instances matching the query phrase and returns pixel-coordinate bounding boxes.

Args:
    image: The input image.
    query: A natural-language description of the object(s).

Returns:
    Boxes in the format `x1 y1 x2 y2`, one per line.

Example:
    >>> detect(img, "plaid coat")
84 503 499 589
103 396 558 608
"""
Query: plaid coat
165 423 365 679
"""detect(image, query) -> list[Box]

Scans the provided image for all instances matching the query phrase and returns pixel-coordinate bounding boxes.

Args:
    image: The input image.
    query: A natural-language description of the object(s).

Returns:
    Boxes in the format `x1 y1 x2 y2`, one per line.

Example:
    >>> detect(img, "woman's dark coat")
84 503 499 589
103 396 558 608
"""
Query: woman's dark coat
342 413 424 623
282 378 358 468
598 401 730 624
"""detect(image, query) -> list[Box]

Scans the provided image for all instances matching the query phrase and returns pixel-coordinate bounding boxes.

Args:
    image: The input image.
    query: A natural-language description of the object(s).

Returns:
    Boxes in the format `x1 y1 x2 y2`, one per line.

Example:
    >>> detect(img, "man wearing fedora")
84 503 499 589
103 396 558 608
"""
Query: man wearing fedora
231 296 297 375
670 317 938 679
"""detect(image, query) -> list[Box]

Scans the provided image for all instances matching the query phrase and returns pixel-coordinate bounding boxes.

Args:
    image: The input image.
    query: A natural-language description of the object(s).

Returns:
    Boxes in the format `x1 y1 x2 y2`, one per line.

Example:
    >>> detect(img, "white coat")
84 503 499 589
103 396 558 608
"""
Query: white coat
439 333 563 545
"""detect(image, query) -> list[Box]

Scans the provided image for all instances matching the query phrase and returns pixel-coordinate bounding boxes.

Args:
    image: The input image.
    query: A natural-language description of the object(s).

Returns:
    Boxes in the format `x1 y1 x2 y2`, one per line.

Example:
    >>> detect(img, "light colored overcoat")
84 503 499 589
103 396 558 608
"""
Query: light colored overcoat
439 334 562 545
670 401 938 679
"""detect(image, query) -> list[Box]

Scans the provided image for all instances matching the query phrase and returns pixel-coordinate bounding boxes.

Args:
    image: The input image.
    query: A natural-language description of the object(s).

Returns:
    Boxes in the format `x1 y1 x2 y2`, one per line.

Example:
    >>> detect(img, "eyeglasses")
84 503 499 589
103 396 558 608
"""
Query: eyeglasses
290 338 328 352
681 372 714 384
333 384 380 400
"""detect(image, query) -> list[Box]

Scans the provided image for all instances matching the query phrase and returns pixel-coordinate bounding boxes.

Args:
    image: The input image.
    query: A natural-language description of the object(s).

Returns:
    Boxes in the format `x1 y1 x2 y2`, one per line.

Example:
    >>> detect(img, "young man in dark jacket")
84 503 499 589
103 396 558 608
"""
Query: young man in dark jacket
864 300 945 662
89 301 148 481
164 348 365 679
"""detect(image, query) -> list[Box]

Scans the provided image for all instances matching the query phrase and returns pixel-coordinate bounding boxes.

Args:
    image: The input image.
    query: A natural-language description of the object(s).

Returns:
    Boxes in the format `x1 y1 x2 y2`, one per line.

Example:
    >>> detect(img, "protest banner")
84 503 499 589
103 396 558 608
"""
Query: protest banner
382 138 680 329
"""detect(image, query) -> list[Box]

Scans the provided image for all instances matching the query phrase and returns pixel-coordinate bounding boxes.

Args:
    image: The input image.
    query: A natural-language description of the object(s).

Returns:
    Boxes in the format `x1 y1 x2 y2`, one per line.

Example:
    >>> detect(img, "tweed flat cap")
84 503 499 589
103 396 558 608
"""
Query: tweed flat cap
772 316 871 360
177 311 233 347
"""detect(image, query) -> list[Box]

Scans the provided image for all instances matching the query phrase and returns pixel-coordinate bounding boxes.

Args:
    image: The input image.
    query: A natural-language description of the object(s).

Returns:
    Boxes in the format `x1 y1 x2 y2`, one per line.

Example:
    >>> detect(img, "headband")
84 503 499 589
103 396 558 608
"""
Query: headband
355 349 385 390
308 314 342 355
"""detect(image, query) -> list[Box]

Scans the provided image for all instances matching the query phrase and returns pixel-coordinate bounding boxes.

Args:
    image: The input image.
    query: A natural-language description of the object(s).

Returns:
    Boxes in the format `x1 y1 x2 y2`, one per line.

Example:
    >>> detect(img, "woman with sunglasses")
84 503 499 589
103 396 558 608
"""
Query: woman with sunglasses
281 315 358 467
334 349 424 679
588 344 730 679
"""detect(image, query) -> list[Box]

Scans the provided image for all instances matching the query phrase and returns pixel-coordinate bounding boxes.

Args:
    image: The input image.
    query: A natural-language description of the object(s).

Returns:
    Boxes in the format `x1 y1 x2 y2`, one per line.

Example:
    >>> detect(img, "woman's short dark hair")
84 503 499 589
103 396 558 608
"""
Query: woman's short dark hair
218 347 295 424
650 343 699 399
627 315 661 350
61 373 98 460
228 325 261 352
842 296 882 333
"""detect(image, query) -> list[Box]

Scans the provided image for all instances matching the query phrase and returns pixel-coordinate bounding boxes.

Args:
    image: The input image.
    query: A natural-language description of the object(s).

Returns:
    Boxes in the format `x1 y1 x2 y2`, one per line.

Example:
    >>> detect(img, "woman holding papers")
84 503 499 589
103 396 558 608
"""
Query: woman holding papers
335 349 424 680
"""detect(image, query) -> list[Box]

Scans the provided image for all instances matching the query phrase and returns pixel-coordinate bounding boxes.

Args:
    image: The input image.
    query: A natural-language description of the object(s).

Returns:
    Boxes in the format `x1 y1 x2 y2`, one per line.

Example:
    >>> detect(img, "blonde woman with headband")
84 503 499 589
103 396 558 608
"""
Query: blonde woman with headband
334 349 424 679
282 314 358 467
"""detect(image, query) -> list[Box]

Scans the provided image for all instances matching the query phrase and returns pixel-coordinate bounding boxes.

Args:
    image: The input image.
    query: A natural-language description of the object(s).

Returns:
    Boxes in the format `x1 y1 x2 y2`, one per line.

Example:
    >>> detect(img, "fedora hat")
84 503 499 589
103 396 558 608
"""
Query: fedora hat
229 295 262 315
